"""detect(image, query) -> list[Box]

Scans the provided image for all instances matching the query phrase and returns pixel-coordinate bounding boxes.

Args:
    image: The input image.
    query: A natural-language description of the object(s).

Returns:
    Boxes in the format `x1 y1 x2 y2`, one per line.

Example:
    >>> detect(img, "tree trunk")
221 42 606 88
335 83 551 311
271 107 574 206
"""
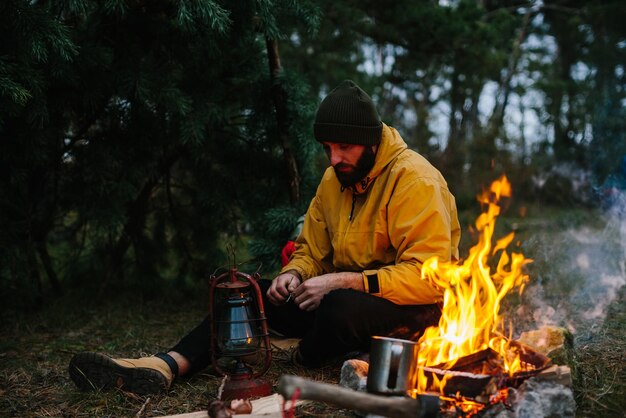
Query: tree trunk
26 243 43 307
266 37 300 206
470 8 532 182
37 241 62 295
103 151 181 286
413 82 434 154
443 67 465 191
485 9 532 144
103 178 157 285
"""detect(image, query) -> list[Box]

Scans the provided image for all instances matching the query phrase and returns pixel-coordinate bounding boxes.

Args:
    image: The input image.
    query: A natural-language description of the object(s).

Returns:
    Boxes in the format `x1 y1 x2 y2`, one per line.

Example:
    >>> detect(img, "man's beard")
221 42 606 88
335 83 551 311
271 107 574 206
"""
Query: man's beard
333 146 377 188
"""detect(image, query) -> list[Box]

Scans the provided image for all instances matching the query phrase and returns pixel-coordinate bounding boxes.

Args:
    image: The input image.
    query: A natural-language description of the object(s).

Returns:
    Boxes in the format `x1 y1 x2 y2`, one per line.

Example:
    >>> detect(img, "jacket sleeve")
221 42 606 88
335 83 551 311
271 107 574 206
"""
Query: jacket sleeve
279 194 334 279
362 177 460 305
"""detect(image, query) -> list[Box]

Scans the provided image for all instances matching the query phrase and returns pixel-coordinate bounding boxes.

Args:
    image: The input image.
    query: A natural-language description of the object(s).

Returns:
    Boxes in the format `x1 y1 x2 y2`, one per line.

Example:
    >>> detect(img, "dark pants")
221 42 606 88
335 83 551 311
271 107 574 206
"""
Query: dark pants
170 279 440 373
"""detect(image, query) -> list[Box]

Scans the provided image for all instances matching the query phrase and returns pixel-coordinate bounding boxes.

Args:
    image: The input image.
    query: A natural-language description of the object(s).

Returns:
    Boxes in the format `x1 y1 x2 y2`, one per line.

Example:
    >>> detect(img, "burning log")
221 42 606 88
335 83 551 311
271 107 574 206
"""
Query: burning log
417 339 552 399
278 375 440 418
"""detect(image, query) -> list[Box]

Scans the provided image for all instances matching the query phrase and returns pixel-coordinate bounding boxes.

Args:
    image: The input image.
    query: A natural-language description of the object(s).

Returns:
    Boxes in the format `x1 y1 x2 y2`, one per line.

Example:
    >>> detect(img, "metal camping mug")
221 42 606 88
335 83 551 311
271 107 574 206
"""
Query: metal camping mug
367 336 418 395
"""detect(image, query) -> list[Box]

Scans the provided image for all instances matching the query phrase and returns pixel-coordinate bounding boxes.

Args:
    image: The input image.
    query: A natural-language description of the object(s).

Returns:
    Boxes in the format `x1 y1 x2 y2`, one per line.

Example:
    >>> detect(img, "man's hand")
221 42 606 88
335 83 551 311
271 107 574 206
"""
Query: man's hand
267 270 301 306
292 272 364 312
292 274 335 311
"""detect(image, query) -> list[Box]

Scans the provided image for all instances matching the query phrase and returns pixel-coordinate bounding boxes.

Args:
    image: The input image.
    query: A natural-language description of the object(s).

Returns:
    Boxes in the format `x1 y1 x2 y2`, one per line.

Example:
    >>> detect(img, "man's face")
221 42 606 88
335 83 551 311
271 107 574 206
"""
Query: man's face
322 142 378 187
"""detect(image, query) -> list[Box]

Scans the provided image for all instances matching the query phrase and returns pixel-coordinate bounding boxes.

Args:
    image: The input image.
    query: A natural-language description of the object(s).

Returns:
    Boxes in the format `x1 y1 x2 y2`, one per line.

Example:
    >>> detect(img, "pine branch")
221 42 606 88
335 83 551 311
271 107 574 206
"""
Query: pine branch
176 0 231 33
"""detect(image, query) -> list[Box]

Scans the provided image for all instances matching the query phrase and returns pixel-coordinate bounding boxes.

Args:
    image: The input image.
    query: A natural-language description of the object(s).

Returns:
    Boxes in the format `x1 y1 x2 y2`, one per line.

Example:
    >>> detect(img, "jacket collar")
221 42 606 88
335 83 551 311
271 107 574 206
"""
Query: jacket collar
344 123 407 194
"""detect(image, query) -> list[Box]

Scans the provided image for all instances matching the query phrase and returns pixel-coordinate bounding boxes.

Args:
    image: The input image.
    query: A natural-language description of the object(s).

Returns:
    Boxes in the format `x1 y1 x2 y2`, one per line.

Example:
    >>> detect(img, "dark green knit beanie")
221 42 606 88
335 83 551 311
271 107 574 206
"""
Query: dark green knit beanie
314 80 382 145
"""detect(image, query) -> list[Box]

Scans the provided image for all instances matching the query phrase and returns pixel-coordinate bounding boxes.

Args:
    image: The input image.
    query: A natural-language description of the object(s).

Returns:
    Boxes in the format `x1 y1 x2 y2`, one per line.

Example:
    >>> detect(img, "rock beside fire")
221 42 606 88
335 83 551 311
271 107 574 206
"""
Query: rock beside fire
340 359 370 417
518 325 573 367
340 359 369 392
481 378 575 418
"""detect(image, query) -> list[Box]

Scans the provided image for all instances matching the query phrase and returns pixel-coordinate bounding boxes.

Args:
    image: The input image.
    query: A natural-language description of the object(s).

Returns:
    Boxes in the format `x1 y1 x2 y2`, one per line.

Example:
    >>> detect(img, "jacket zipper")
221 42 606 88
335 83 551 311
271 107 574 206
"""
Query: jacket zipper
349 192 356 221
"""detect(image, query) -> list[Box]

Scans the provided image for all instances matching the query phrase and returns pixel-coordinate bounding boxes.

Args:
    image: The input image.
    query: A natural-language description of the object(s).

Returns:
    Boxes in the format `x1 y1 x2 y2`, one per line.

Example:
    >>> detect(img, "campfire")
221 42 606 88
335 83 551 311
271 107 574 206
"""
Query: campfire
409 175 550 415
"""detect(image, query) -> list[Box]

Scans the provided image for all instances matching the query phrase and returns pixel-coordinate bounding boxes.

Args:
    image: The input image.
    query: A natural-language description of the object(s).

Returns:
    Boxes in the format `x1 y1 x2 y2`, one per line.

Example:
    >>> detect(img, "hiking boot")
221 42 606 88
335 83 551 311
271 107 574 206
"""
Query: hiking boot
69 352 177 396
290 346 307 367
289 346 325 368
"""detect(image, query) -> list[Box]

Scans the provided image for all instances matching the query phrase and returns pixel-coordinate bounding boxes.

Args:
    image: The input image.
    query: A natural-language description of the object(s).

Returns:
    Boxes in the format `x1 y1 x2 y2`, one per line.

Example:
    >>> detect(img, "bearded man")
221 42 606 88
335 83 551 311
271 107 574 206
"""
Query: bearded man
69 80 460 395
265 80 460 366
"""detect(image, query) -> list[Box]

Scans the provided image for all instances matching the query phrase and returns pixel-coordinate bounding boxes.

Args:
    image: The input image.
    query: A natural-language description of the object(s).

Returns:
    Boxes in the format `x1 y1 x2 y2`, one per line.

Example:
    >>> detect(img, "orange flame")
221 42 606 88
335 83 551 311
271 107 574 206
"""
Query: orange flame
412 175 532 394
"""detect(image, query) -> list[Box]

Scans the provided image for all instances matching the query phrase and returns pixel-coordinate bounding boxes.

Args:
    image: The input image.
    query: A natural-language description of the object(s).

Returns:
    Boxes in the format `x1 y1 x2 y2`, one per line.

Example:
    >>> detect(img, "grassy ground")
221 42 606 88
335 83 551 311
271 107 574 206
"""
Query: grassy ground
0 290 353 417
0 206 624 417
573 285 626 416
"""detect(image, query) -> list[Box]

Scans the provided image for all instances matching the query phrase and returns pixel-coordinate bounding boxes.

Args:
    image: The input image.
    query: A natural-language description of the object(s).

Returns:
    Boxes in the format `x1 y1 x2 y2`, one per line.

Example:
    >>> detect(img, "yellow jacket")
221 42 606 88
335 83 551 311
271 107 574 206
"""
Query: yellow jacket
282 124 461 305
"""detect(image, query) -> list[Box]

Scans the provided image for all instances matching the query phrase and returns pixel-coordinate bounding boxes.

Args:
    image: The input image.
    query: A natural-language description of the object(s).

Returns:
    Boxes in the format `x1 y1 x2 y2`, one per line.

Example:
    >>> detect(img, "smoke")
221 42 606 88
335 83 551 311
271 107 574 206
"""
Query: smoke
513 190 626 335
567 217 626 324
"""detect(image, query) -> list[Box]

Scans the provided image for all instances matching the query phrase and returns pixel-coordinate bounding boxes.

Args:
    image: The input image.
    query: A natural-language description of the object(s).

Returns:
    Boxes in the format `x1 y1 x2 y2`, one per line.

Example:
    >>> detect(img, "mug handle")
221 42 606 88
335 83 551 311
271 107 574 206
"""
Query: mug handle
387 342 404 390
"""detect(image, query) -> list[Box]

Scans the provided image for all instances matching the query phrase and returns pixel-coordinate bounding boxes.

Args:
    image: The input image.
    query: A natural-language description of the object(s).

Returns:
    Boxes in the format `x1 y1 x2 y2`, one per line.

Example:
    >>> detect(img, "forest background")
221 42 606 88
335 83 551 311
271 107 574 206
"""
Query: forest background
1 1 625 417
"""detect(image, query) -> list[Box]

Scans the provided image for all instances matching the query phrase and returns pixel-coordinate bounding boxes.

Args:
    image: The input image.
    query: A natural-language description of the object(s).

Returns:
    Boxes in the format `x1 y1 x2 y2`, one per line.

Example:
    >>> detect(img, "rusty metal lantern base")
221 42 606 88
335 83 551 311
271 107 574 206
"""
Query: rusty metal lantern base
222 374 272 401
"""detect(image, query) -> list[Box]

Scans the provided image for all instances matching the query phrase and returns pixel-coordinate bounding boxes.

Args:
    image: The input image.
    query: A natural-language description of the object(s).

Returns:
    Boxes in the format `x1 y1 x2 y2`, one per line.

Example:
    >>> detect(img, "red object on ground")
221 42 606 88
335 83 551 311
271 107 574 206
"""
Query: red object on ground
282 387 301 418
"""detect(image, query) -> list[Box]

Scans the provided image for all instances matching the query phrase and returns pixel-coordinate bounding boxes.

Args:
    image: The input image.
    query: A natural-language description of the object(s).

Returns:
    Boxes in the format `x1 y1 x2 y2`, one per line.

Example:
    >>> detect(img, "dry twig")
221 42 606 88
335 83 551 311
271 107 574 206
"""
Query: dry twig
135 397 151 418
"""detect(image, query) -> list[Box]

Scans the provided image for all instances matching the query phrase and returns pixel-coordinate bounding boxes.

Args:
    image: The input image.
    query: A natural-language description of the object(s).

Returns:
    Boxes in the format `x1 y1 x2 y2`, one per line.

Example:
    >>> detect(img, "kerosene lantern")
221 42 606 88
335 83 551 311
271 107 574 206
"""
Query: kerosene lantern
209 267 272 400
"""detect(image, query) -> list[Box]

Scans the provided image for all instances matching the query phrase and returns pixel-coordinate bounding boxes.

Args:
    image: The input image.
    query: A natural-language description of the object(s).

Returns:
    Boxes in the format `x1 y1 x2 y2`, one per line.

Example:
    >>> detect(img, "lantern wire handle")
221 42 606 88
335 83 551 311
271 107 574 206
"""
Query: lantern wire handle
211 265 228 277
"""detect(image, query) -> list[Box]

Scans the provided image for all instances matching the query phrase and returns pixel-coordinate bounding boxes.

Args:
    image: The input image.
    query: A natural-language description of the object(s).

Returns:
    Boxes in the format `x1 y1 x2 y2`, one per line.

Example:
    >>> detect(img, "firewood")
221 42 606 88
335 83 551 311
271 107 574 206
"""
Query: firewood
518 326 573 366
278 375 440 418
534 364 572 387
158 393 303 418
